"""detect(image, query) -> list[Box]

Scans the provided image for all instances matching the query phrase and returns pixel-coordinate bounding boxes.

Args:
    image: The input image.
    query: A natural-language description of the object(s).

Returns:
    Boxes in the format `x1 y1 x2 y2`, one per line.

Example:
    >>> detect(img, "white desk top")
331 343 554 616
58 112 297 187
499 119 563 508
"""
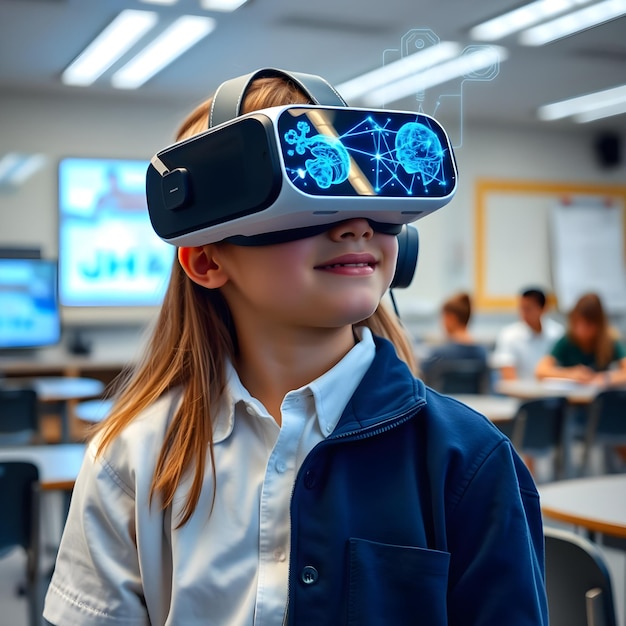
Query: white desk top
449 394 520 422
3 376 105 402
540 474 626 538
0 443 86 490
496 379 600 404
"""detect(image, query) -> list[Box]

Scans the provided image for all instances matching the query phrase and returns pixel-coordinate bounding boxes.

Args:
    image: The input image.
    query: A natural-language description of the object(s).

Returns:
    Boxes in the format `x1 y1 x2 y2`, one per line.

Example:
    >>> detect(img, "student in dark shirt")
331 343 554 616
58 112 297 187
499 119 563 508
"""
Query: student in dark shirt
421 292 489 393
536 292 626 386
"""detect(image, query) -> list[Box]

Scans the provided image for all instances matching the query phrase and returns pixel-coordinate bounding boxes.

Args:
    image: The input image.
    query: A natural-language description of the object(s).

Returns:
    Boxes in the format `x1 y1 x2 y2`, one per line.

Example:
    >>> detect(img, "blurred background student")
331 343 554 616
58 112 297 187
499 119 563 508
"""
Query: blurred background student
421 292 490 394
493 287 563 381
535 292 626 386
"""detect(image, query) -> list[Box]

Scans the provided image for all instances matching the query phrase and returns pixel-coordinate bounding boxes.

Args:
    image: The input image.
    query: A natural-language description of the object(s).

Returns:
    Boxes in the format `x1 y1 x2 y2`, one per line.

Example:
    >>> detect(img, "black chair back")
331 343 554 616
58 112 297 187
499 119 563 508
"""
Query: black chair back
583 388 626 474
0 387 39 444
545 527 617 626
0 461 41 626
424 358 490 395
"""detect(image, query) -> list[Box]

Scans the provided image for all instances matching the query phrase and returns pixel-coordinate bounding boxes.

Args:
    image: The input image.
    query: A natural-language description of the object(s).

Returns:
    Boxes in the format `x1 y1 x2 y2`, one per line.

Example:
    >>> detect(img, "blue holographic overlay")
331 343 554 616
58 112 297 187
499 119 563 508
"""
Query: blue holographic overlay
278 108 455 198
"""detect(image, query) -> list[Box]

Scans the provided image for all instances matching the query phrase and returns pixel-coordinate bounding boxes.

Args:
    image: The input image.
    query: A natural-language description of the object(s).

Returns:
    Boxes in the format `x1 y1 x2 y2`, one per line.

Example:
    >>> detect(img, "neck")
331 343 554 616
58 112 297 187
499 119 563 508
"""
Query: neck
527 319 542 333
448 328 472 343
234 323 356 425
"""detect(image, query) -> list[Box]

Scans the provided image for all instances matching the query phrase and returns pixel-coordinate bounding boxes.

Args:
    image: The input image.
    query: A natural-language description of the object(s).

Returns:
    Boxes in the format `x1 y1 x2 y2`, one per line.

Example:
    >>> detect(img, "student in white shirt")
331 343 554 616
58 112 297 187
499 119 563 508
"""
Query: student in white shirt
493 287 563 380
44 71 547 626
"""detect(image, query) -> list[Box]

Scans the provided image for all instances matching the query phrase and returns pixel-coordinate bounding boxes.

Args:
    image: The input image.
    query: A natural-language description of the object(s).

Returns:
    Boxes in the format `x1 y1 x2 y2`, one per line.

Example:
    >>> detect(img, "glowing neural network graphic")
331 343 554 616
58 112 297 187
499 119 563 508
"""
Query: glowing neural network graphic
283 115 450 196
284 122 350 189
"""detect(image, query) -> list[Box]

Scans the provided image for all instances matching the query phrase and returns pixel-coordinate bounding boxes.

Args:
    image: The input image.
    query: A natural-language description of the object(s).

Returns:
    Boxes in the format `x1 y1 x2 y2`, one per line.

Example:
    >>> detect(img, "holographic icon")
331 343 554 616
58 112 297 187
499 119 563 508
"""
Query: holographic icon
284 121 350 189
395 122 443 184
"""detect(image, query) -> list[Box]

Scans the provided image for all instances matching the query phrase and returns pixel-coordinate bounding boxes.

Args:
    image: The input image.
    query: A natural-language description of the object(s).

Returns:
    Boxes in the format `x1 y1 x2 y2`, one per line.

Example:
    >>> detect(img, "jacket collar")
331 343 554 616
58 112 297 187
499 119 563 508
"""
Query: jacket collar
332 335 425 437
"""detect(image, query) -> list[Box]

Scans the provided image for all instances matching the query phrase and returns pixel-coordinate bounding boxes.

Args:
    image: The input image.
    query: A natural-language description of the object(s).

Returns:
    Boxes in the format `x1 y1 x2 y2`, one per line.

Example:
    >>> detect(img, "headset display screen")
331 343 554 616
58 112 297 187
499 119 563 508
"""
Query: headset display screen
277 107 456 198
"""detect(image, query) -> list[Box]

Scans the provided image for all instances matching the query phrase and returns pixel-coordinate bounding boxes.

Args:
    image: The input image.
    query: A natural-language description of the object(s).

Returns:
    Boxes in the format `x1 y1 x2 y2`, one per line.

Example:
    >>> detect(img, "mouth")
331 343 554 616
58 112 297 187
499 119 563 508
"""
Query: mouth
315 253 377 273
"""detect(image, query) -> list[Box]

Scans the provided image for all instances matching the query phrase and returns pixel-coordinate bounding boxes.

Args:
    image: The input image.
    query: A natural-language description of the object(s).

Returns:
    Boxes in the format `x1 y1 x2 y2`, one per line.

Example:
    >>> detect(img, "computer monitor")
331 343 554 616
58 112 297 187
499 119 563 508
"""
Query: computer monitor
58 157 175 311
0 257 61 350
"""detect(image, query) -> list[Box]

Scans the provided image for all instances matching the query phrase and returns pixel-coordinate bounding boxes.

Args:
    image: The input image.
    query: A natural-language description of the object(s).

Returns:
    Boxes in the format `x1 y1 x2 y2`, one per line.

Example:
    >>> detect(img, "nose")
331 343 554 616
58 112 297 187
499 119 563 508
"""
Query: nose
327 218 374 241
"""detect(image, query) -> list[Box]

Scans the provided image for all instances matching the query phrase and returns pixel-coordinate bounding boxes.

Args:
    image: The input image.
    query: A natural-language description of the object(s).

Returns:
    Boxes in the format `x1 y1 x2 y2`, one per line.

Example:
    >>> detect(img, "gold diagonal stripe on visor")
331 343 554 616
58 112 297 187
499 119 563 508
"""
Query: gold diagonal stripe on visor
291 108 376 196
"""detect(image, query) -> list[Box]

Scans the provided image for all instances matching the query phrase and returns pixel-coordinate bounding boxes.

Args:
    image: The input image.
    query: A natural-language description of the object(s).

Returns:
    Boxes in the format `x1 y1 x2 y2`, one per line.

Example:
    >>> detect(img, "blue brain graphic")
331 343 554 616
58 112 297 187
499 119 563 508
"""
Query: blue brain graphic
304 137 350 189
395 122 443 185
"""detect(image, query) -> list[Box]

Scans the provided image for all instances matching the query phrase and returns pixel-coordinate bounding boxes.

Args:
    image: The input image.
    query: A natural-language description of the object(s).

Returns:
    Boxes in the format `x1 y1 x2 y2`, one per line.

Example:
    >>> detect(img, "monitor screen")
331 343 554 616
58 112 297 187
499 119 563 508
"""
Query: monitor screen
58 157 175 307
0 258 61 349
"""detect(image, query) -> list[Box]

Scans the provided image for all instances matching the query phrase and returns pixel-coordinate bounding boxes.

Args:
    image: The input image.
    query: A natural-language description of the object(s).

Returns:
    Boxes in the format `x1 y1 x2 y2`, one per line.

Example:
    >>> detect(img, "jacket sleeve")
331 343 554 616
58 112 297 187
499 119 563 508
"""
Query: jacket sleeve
445 440 548 625
43 442 149 626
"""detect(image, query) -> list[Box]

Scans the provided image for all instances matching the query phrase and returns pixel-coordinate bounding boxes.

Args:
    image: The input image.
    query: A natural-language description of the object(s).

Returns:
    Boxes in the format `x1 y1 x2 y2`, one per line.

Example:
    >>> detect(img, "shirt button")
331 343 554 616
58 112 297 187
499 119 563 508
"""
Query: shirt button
301 565 319 585
275 460 286 473
245 405 256 416
325 423 333 435
274 549 286 562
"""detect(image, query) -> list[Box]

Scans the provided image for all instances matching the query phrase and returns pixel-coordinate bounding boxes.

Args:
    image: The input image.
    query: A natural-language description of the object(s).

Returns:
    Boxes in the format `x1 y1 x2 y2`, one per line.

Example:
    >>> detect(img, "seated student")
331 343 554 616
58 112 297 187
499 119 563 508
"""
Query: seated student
421 292 489 393
536 292 626 386
493 287 563 381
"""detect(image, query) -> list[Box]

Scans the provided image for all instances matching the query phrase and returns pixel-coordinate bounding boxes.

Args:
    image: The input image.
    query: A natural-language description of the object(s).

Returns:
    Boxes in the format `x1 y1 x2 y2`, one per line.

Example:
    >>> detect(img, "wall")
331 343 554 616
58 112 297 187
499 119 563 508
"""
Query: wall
2 90 625 346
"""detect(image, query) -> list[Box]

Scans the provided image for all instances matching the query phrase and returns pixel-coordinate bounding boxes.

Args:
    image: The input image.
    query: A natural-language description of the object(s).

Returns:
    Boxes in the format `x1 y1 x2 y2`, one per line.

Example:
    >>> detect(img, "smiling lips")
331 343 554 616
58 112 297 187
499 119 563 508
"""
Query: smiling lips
315 253 377 276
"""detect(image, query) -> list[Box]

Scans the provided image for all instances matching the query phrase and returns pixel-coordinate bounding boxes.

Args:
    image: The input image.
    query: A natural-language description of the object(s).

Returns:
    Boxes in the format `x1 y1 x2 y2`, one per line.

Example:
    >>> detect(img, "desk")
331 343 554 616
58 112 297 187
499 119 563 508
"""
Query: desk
496 379 600 404
2 377 105 443
450 394 520 424
540 474 626 539
0 443 85 491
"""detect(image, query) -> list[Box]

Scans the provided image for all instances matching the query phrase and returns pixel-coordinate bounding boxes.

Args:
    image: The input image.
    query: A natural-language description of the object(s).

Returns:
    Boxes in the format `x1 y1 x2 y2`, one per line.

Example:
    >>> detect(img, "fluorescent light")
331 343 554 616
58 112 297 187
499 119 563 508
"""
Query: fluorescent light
470 0 593 41
111 16 216 89
364 46 508 107
538 84 626 120
575 100 626 122
0 153 46 187
62 10 158 86
335 42 461 102
200 0 248 11
520 0 626 45
139 0 178 4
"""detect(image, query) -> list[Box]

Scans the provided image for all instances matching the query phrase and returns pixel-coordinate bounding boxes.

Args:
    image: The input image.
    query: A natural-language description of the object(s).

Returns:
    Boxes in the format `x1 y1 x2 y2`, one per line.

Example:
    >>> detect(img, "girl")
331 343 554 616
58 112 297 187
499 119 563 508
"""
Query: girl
44 72 547 626
536 292 626 386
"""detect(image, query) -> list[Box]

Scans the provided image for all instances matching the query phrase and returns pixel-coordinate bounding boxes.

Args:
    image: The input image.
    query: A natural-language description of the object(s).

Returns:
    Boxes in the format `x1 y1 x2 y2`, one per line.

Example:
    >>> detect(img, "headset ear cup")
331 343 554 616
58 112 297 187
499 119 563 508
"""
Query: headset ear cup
390 225 418 289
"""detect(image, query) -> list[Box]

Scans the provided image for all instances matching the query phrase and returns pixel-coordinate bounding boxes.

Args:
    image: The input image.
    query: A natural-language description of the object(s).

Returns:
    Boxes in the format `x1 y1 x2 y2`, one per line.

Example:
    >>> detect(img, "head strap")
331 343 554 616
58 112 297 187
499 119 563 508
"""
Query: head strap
208 67 347 128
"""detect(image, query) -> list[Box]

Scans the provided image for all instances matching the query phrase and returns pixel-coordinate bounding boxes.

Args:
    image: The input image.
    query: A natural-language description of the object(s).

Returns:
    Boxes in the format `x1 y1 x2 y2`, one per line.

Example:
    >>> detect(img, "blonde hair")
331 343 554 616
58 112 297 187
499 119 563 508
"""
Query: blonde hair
95 75 417 527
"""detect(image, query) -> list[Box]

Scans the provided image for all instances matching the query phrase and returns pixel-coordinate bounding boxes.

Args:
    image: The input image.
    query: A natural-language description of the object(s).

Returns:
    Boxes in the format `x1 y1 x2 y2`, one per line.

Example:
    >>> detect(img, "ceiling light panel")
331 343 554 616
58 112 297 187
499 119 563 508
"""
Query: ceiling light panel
365 46 508 107
200 0 249 11
520 0 626 45
538 83 626 120
62 10 158 86
111 16 216 89
470 0 593 41
336 42 461 102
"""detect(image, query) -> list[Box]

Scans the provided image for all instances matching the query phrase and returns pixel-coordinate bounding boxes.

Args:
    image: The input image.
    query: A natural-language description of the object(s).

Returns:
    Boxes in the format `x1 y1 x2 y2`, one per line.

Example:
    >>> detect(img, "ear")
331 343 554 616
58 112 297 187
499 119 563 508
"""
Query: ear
178 245 229 290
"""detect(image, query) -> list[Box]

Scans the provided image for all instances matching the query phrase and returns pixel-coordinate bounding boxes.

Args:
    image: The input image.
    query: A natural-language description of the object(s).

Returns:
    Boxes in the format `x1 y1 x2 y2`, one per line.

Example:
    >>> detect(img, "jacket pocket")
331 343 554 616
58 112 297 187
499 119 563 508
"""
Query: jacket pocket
348 538 450 626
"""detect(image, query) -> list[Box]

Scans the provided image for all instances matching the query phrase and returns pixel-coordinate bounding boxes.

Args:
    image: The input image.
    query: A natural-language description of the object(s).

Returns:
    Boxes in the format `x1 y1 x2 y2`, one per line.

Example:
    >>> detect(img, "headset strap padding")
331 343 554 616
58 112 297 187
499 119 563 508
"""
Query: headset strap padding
208 67 347 128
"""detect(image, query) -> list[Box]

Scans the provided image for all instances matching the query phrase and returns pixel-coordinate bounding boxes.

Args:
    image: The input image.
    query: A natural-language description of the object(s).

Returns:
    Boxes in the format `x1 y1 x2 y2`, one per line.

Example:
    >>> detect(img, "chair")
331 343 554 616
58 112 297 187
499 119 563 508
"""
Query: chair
0 461 41 626
0 387 40 445
544 526 617 626
582 389 626 475
509 397 567 481
422 358 490 395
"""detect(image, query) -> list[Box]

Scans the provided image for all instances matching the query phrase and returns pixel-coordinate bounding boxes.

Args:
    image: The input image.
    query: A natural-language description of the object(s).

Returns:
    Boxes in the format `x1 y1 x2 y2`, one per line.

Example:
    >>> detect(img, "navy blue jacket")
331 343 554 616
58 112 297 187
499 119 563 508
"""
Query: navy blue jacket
287 337 548 625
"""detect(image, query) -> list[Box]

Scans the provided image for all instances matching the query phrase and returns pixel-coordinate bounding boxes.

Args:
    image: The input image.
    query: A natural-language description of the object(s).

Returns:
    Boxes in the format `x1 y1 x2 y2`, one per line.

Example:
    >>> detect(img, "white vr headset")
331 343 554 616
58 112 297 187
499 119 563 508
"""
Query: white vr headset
145 68 458 287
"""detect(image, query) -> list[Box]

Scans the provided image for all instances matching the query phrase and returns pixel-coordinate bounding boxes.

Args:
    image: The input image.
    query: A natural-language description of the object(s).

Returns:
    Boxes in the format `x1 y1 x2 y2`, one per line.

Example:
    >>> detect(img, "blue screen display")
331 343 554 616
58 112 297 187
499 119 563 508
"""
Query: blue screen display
0 258 60 349
58 158 175 307
277 107 456 198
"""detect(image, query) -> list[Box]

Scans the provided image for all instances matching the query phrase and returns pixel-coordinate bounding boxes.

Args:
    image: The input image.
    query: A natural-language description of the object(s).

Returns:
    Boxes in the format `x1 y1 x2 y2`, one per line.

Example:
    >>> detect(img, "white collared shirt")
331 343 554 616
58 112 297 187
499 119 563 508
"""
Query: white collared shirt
45 328 376 626
492 318 564 380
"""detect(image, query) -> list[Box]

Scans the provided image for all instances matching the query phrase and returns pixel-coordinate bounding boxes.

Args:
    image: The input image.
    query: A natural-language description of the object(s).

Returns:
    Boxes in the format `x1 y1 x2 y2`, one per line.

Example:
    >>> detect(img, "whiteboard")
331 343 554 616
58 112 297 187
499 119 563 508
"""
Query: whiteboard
550 198 626 314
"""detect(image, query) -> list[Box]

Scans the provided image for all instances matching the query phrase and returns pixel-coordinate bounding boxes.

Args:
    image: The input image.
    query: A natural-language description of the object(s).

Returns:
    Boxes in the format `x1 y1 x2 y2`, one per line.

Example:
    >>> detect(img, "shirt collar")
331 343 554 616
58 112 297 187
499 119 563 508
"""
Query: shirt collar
214 327 376 443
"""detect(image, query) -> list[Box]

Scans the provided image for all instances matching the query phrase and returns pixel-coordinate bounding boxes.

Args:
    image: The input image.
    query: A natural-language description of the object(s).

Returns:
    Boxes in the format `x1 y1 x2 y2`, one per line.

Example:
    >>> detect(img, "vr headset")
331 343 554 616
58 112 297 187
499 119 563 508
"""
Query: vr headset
146 68 457 288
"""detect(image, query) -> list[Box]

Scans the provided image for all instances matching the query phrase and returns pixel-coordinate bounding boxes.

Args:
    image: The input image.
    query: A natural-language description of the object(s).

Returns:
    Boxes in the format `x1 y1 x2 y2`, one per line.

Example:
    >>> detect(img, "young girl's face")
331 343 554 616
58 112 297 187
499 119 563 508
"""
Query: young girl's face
213 218 398 332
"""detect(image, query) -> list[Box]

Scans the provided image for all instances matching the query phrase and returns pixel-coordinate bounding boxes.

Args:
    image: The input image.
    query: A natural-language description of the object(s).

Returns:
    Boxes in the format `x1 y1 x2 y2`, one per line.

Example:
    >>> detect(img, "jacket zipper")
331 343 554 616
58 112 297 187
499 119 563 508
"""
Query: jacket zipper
285 398 427 625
